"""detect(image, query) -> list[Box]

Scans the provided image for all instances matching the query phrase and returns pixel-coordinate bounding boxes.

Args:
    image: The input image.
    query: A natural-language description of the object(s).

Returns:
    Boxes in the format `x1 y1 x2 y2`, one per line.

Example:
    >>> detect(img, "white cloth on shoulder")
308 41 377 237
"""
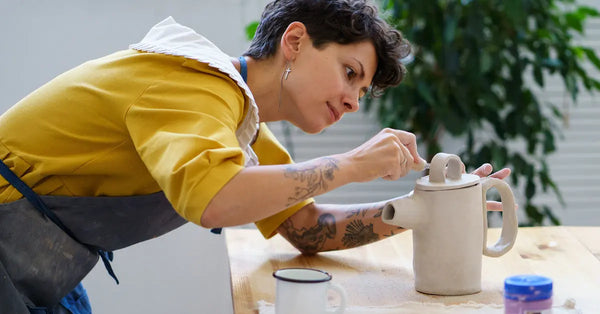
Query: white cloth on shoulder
129 16 260 167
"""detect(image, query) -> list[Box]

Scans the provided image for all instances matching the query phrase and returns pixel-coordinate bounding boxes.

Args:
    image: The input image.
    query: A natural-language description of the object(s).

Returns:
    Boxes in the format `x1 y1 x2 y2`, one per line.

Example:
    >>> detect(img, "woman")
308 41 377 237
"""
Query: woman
0 0 511 312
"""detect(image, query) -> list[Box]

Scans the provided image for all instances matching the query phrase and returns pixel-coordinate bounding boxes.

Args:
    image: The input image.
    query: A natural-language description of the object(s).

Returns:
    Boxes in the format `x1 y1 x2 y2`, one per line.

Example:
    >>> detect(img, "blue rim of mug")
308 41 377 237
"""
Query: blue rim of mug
273 268 332 283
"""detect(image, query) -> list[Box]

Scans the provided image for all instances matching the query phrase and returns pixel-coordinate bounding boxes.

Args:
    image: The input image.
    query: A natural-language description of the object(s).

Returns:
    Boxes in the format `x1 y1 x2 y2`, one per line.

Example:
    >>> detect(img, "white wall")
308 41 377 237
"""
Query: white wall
0 1 269 313
534 13 600 225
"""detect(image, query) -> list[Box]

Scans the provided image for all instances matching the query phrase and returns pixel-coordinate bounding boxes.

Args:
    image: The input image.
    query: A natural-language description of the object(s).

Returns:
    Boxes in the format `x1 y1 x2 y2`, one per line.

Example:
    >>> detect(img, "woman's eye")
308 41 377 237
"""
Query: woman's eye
346 66 356 79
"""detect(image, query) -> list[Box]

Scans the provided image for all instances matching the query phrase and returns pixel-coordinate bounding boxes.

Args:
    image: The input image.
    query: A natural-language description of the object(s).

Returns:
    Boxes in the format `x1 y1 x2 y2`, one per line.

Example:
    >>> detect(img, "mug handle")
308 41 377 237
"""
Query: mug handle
481 177 518 257
326 283 347 314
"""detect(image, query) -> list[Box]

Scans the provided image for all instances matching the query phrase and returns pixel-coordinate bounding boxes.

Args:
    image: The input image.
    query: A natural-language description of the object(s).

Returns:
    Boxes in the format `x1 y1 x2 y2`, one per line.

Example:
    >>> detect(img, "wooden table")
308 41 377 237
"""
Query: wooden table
226 226 600 313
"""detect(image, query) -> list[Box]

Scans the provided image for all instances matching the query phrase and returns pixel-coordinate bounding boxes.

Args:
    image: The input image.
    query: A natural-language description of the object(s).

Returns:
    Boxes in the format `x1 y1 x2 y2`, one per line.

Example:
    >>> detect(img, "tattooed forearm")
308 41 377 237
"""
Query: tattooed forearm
283 157 340 206
278 202 406 254
280 213 337 254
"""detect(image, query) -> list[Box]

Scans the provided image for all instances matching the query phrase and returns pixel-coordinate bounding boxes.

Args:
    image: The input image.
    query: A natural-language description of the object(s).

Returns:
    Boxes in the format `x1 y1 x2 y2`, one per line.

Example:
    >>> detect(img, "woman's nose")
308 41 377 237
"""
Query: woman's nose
343 90 360 113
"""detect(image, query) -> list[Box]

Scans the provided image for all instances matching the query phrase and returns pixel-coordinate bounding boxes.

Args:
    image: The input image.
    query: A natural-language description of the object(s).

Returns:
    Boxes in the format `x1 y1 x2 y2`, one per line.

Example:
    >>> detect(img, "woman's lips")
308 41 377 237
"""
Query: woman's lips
327 103 340 123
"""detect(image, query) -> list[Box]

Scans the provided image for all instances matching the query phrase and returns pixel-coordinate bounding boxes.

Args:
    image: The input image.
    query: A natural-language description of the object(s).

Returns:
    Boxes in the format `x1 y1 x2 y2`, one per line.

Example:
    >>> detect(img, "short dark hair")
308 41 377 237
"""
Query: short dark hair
244 0 411 96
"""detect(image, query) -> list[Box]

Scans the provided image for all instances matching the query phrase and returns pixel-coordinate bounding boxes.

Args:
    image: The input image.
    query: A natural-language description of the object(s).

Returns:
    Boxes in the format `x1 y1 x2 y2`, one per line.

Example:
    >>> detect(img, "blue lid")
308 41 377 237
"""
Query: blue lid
504 275 553 301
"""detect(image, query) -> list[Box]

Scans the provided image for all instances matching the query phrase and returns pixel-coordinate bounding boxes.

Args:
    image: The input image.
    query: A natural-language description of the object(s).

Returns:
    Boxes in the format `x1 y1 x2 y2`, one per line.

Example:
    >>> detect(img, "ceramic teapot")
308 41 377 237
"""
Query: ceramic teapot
382 153 518 295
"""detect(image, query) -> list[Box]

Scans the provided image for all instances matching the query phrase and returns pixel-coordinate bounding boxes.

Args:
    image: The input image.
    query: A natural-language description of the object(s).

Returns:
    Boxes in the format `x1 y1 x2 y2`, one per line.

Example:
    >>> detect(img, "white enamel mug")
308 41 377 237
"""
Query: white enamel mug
273 268 346 314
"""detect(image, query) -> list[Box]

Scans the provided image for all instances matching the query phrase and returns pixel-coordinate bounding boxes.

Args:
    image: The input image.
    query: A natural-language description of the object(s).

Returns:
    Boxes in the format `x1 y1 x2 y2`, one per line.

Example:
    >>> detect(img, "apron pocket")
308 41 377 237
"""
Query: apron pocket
0 199 99 307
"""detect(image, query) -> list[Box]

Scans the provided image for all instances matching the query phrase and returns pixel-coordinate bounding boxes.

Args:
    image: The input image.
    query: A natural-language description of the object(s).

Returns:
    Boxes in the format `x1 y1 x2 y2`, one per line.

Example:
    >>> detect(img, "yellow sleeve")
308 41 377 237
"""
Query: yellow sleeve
124 61 246 226
252 123 314 239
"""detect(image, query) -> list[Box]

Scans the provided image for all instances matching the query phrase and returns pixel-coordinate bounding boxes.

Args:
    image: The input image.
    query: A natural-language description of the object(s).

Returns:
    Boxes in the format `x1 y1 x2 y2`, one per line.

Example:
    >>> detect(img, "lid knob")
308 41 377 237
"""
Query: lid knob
429 153 462 183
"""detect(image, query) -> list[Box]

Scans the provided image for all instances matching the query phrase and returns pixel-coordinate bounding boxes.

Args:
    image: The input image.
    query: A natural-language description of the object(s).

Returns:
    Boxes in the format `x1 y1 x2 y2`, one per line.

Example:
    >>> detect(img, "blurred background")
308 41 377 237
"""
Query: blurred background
0 0 598 313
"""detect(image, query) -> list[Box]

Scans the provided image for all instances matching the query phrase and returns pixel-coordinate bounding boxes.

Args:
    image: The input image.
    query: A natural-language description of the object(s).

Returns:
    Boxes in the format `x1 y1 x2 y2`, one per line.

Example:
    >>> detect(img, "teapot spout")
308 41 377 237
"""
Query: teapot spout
382 191 421 230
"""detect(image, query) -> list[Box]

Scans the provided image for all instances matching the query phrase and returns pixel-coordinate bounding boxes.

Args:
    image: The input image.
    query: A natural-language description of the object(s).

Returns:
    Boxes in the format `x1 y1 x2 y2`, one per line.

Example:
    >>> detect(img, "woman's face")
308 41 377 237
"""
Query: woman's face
282 39 377 134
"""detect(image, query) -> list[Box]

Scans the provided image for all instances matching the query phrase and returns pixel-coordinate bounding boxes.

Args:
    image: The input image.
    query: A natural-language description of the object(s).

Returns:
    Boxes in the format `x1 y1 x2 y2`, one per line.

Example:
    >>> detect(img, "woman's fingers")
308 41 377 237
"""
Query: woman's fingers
346 128 423 182
411 157 428 171
472 163 493 177
471 163 515 212
372 129 423 180
471 163 511 181
381 139 413 181
383 128 423 165
486 200 519 211
486 201 503 211
490 168 511 180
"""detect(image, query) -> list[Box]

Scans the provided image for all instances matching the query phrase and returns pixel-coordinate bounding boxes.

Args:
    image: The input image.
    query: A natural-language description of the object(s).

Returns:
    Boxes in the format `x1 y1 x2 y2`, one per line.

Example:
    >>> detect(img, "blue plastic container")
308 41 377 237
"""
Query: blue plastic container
504 275 553 313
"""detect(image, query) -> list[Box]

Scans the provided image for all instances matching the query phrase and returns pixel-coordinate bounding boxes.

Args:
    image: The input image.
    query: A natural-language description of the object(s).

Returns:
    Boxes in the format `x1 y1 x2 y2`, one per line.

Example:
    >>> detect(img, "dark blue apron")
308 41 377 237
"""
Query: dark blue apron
0 159 188 313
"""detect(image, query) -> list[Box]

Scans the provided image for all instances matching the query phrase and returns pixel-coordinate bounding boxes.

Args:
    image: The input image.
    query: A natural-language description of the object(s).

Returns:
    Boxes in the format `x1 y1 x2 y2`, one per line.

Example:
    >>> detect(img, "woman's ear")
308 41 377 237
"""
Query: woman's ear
280 22 308 61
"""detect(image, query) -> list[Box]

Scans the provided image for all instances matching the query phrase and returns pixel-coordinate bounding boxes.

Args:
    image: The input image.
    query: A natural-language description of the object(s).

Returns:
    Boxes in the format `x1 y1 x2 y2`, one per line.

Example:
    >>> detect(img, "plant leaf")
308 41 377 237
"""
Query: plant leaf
245 21 259 41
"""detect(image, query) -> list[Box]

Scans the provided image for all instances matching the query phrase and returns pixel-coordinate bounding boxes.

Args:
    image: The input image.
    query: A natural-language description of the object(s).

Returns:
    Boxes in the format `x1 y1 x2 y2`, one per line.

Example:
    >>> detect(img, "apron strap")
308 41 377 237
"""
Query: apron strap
0 159 119 284
239 56 247 83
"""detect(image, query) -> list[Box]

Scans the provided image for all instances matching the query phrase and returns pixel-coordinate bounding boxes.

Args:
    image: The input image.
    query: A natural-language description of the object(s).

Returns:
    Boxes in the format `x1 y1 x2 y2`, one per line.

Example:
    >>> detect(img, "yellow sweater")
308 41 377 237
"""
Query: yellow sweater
0 49 310 238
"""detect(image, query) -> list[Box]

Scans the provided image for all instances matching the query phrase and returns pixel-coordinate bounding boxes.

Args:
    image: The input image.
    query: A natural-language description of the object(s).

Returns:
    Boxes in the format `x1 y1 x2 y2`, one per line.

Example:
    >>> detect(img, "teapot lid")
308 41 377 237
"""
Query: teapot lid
416 173 479 191
415 153 479 191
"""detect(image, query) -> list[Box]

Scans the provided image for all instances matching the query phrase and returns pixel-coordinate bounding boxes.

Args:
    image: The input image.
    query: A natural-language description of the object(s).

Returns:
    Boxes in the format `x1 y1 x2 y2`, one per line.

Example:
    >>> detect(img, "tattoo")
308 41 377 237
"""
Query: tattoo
346 204 385 219
342 220 379 248
373 205 384 218
280 214 337 254
346 207 367 219
383 227 404 237
283 157 339 206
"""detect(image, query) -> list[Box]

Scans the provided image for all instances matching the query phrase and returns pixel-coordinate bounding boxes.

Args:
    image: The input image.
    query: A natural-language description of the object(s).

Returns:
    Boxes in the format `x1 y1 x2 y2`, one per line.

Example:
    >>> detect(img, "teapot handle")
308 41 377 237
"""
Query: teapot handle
481 177 518 257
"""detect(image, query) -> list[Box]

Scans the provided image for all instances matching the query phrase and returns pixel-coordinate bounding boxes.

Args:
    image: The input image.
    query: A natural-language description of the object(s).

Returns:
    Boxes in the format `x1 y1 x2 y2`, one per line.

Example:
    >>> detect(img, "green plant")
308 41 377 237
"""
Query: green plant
368 0 600 225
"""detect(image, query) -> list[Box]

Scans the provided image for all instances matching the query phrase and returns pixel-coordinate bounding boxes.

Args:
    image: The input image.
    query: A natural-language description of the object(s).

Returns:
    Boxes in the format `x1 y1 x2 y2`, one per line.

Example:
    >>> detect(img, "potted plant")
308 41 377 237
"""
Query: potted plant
367 0 600 225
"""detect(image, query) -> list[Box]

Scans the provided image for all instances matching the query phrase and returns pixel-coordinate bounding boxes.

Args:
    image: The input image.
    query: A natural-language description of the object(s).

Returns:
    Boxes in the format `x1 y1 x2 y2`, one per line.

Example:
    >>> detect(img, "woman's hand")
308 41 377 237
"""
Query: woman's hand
342 128 425 182
471 163 513 211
